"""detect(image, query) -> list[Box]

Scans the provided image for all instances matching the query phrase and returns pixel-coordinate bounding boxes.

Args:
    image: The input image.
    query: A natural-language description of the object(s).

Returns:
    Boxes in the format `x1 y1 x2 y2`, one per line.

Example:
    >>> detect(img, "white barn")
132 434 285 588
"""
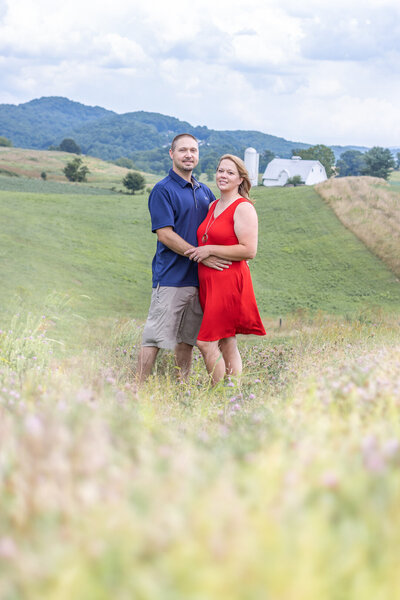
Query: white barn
262 156 327 187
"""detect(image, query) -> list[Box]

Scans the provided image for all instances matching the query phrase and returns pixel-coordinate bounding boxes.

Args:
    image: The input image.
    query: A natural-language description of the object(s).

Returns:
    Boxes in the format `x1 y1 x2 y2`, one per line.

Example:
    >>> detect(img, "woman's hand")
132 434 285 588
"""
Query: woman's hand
184 246 212 262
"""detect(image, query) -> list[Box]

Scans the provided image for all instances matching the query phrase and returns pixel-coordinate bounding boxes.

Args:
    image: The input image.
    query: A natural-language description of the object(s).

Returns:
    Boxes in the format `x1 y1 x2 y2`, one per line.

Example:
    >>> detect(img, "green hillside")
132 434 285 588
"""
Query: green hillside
1 168 400 338
251 185 400 315
0 97 368 171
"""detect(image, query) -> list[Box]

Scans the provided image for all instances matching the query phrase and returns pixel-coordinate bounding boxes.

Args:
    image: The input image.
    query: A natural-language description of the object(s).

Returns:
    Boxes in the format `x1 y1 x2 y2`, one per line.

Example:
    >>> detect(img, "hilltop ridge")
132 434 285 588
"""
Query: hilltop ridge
0 96 368 172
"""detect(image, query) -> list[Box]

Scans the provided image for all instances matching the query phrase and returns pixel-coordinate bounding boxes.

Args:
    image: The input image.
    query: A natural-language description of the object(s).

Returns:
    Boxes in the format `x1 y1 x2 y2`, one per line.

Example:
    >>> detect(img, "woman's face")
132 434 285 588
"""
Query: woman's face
216 159 243 194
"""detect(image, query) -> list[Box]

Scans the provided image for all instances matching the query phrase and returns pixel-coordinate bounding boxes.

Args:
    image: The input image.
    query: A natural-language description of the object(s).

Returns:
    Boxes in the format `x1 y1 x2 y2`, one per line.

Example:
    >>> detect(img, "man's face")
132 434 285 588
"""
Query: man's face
169 136 199 174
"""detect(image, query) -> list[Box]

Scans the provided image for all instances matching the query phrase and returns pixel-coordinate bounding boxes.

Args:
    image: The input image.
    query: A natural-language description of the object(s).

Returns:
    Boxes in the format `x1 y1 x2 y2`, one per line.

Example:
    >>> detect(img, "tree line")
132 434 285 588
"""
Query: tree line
1 133 399 183
285 145 397 181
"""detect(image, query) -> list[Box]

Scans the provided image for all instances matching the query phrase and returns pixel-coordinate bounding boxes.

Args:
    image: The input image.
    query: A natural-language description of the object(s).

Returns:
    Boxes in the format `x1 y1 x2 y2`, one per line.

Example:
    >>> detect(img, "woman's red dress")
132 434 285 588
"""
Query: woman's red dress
197 198 266 342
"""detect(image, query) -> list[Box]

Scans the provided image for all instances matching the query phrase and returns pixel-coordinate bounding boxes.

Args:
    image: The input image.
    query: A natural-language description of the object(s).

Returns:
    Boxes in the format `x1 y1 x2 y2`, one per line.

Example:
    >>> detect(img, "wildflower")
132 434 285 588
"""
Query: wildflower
249 393 255 400
24 414 44 438
115 390 126 403
320 470 339 490
0 537 17 559
382 439 399 458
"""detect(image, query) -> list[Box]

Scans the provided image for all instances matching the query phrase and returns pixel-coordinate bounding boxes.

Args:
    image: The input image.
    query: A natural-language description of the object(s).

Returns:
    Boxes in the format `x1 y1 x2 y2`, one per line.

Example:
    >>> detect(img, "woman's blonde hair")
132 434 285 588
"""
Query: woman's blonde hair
217 154 252 199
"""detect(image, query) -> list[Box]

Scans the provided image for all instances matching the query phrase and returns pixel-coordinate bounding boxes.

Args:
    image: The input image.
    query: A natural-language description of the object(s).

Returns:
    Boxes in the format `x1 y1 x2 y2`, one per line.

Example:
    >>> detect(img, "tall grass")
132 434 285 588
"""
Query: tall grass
316 176 400 277
1 305 400 598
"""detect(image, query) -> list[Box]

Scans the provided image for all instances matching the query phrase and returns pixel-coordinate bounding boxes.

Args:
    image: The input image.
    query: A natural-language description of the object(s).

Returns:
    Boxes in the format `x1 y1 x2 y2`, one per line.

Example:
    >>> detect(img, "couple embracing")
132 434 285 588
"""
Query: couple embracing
137 134 265 385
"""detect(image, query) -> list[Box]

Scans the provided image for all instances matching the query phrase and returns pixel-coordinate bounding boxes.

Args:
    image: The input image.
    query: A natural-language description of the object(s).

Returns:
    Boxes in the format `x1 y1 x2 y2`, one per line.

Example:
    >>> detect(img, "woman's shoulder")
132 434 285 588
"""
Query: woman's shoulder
233 198 257 219
235 198 256 210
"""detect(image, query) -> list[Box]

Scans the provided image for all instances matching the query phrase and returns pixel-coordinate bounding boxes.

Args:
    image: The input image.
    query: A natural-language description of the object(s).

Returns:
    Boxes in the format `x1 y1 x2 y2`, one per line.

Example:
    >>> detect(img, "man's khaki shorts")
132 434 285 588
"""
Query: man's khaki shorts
141 286 203 350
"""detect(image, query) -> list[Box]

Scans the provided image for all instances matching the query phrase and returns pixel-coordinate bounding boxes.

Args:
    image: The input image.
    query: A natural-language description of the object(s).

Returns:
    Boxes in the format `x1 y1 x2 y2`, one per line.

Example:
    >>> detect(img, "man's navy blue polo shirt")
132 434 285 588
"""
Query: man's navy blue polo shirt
149 169 215 287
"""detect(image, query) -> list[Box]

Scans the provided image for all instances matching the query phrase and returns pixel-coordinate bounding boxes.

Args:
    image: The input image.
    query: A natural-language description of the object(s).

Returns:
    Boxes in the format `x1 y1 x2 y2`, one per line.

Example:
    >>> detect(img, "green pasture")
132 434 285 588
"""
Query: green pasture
1 178 400 340
389 169 400 186
0 174 123 195
251 185 400 315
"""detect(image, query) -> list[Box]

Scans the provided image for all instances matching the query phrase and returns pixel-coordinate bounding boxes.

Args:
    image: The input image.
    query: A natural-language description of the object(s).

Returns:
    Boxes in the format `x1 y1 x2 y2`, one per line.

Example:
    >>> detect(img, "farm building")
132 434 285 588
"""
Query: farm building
262 156 327 187
244 147 259 186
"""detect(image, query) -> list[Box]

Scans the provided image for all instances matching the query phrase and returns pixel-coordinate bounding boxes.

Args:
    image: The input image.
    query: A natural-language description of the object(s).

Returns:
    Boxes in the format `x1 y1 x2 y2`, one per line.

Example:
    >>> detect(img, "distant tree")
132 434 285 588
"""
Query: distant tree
259 150 275 173
0 136 12 147
336 150 366 177
40 171 47 180
287 175 303 186
198 150 219 176
292 144 336 178
122 171 146 194
113 157 136 169
396 152 400 171
361 147 395 180
63 158 90 182
205 168 215 182
59 138 81 154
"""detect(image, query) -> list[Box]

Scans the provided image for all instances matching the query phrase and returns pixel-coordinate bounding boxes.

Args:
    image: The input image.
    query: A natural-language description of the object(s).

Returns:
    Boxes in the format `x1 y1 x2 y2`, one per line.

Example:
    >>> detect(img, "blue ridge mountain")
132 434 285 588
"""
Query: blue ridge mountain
0 96 368 172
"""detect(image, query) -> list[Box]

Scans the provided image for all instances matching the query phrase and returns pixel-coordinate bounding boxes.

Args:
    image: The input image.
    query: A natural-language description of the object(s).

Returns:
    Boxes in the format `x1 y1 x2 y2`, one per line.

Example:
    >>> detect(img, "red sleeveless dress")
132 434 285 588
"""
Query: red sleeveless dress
197 198 266 342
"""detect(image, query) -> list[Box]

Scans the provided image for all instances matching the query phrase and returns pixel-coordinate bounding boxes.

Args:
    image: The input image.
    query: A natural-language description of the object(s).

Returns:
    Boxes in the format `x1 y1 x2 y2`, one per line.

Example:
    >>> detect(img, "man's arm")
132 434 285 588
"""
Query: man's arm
156 227 231 270
156 226 193 256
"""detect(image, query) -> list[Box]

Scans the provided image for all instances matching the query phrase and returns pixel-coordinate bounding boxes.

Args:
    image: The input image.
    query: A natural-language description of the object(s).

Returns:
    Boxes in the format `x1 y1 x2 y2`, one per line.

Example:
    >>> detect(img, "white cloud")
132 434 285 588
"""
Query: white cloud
1 0 400 146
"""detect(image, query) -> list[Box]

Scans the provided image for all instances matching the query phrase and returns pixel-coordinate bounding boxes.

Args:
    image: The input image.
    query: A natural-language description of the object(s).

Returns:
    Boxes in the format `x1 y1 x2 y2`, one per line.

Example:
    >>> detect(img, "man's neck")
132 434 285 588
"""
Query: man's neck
173 166 193 183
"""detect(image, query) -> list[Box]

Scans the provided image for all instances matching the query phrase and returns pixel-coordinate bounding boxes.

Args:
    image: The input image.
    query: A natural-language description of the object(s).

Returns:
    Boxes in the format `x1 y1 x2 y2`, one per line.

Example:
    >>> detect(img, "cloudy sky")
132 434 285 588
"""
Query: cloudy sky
1 0 400 147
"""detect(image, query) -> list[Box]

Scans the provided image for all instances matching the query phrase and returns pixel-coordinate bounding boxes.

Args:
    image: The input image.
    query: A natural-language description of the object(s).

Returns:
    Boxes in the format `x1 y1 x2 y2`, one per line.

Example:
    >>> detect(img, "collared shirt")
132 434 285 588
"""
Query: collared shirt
149 168 215 287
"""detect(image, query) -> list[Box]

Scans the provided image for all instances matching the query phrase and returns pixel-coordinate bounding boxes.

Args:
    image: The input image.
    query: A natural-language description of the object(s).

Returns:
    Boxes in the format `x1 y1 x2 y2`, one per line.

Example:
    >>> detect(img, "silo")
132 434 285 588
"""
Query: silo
244 147 259 187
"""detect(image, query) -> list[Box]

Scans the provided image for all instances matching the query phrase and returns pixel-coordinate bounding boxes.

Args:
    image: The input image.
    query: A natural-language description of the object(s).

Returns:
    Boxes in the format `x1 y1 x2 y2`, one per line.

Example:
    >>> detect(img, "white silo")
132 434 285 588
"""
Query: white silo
244 147 259 187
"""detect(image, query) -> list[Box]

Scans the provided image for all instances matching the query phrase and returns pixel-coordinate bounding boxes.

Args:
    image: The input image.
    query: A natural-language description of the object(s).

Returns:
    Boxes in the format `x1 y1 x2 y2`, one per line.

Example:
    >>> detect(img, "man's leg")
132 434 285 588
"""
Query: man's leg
174 342 194 381
137 346 159 384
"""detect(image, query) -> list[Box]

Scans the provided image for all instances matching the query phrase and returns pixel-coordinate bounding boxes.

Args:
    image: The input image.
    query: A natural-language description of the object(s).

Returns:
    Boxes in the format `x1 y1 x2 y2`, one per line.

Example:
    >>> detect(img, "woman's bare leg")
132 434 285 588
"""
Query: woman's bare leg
219 336 242 377
197 340 226 385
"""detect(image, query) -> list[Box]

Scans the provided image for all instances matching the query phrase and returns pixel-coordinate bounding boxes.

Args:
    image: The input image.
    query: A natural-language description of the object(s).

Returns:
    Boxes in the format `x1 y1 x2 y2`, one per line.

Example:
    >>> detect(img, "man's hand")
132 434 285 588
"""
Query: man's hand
202 256 231 271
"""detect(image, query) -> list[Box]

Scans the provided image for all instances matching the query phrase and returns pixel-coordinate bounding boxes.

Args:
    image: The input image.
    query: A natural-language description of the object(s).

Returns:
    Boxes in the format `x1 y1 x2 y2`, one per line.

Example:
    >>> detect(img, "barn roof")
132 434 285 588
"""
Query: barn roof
263 158 325 180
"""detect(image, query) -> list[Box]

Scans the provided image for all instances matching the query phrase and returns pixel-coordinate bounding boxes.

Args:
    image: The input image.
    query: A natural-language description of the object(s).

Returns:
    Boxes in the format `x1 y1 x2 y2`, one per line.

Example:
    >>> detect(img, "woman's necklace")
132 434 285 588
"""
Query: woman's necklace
201 196 238 243
201 208 217 243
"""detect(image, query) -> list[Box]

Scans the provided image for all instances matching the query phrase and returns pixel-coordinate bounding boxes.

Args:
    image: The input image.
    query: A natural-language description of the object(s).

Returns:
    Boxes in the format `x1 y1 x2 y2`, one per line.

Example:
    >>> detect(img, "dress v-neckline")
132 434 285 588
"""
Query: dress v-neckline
212 197 244 220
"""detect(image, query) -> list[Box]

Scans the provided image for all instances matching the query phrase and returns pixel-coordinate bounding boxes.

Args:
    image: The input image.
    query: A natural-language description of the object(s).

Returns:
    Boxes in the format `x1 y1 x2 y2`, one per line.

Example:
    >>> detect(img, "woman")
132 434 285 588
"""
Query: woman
185 154 265 385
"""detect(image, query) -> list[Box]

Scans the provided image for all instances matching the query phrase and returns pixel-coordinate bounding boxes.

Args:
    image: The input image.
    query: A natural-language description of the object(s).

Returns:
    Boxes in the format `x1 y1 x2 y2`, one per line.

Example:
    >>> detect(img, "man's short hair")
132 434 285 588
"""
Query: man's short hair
170 133 198 151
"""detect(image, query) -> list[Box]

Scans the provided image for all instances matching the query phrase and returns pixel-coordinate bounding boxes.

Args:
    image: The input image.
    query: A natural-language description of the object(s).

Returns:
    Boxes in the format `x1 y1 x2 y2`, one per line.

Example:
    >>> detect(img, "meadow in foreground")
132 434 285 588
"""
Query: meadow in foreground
1 305 400 599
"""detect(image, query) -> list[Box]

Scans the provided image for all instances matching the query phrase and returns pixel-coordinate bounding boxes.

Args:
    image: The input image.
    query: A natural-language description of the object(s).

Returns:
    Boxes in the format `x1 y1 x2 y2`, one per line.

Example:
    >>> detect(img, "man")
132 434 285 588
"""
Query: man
137 133 230 383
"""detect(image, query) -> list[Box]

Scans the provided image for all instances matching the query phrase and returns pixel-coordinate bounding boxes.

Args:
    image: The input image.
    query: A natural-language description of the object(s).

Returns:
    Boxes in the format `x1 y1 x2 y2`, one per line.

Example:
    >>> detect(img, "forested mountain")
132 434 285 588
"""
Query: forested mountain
0 97 114 149
0 96 367 174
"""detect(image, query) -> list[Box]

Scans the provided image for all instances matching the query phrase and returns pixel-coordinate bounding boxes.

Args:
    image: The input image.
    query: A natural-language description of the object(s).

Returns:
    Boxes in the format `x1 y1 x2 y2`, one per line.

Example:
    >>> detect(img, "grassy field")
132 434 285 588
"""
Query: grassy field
0 146 160 191
2 172 400 342
1 152 400 598
316 176 400 277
